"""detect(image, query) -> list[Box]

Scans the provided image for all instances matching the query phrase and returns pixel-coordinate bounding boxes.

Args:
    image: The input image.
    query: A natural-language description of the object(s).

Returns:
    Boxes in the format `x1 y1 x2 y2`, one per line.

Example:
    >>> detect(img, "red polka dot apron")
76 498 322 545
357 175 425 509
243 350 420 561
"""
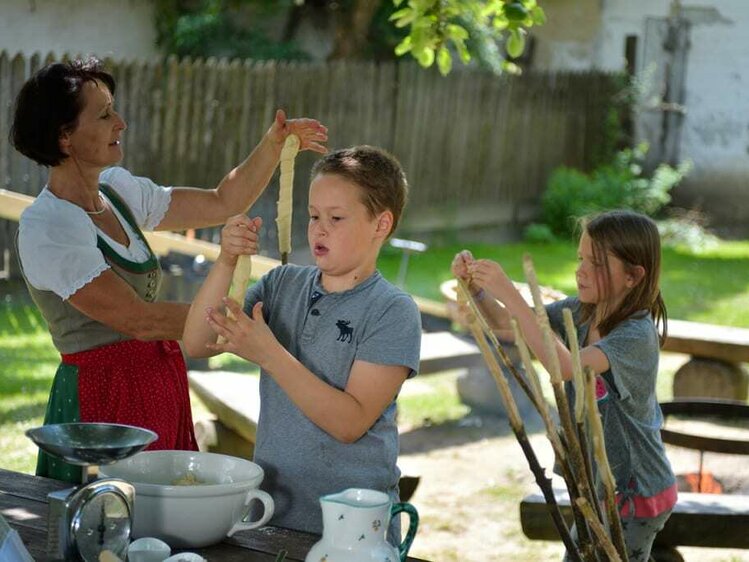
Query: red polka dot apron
37 339 197 482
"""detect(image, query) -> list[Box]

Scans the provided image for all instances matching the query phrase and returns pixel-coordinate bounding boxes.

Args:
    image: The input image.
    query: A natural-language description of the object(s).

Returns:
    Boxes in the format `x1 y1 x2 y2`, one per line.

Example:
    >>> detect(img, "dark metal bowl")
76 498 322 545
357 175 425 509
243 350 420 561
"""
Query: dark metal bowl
26 423 158 466
660 399 749 455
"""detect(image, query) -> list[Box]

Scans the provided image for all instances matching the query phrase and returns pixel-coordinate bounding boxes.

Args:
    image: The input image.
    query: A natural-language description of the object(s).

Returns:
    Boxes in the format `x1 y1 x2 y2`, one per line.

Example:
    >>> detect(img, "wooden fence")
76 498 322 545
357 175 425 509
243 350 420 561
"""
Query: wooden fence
0 51 620 278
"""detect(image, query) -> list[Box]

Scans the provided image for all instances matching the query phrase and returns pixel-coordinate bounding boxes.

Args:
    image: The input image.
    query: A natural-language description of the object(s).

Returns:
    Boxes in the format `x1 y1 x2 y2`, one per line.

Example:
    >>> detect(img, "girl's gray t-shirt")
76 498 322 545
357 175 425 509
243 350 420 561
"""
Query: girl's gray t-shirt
243 264 421 535
546 297 675 498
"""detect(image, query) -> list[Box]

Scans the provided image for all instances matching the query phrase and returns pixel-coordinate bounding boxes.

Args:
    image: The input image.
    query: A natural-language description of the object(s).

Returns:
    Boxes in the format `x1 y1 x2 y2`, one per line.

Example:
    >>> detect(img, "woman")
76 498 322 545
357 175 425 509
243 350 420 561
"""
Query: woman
11 57 327 483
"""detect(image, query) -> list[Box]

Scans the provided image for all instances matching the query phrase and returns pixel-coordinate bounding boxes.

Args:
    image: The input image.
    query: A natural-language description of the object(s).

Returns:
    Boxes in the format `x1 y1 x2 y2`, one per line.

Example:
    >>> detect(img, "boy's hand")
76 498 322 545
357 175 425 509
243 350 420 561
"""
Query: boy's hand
218 215 262 267
267 109 328 154
205 299 280 366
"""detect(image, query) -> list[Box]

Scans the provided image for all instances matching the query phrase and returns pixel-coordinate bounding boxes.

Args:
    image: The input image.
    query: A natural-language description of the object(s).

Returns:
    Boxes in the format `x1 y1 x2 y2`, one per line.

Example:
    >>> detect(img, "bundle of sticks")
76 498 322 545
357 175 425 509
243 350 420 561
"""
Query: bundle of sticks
457 255 628 562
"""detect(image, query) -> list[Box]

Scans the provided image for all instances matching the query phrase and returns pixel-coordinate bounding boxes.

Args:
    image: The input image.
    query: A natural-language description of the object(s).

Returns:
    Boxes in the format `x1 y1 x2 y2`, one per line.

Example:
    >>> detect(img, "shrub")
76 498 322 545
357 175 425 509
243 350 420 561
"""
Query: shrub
540 144 691 239
523 223 557 243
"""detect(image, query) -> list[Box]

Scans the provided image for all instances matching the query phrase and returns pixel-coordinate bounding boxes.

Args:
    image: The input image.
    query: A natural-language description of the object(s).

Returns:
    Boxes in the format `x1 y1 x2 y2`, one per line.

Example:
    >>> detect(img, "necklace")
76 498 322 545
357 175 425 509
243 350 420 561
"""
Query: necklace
85 193 107 216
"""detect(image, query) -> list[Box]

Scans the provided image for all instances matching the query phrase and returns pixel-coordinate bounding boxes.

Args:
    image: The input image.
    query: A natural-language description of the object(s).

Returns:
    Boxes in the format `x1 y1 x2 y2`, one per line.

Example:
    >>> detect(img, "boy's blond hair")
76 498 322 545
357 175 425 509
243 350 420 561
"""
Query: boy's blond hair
310 145 408 237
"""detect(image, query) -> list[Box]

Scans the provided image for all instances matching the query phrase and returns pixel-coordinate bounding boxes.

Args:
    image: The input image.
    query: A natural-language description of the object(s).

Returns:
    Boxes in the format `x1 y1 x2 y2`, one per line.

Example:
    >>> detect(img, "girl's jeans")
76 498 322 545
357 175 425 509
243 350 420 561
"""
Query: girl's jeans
562 509 672 562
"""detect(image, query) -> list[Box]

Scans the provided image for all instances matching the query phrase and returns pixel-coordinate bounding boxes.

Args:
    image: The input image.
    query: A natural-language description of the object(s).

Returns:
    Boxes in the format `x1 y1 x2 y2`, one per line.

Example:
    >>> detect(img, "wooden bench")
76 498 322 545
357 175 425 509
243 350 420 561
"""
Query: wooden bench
190 330 482 439
519 488 749 560
189 330 483 499
662 320 749 400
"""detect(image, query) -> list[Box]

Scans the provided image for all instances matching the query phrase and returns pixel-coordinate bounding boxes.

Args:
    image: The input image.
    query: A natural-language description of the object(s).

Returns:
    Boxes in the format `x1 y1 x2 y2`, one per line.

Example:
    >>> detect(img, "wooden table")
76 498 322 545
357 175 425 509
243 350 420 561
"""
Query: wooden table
0 468 430 561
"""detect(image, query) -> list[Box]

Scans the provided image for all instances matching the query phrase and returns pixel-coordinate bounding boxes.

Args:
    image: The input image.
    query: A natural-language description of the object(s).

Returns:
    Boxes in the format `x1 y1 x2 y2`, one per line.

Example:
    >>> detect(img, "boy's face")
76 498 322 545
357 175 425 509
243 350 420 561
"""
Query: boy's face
307 173 390 280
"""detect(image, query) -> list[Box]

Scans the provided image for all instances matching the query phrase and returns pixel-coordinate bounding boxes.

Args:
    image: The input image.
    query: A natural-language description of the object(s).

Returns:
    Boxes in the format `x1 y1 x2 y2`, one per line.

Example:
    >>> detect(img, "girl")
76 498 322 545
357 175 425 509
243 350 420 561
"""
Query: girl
452 210 676 562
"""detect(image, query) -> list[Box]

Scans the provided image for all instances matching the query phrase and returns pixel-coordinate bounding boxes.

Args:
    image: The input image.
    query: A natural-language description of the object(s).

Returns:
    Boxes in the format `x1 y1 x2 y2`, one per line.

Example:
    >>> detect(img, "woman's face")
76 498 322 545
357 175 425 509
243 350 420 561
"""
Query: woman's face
61 79 126 169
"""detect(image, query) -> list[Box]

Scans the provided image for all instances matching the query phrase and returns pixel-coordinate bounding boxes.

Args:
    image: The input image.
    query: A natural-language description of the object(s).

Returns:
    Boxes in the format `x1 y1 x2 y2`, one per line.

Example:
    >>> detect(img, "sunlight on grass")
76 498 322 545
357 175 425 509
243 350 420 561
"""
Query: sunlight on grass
379 239 749 328
0 303 57 474
398 372 470 428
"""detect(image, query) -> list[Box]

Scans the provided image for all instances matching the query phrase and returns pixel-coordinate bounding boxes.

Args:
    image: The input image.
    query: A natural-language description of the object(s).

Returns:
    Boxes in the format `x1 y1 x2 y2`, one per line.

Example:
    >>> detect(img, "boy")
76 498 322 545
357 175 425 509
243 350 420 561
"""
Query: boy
183 146 421 540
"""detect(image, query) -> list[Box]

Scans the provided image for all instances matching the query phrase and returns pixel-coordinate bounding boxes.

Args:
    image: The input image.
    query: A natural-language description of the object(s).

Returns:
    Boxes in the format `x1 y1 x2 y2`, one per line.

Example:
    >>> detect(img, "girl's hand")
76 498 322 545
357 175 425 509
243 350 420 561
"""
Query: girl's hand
451 249 475 281
267 109 328 154
468 259 515 301
217 215 262 267
205 299 281 367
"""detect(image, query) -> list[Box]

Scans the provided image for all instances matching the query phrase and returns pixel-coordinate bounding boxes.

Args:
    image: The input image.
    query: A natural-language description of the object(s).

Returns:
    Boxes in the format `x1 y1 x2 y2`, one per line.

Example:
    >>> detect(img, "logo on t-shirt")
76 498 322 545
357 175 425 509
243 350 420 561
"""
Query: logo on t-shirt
336 319 353 343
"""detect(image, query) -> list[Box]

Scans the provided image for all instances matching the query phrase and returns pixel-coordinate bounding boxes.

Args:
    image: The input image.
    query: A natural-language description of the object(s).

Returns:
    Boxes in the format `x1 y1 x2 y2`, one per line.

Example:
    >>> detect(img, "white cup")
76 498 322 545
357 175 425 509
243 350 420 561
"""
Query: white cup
163 554 206 562
127 537 171 562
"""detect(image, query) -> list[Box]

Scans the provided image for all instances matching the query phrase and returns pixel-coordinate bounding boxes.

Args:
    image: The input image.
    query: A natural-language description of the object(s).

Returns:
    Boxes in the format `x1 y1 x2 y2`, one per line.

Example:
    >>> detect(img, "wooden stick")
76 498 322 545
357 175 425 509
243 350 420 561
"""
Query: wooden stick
512 316 598 556
584 367 629 560
457 279 545 415
458 284 583 562
564 309 607 558
277 134 300 265
575 498 623 562
523 255 598 557
218 255 252 344
511 318 571 480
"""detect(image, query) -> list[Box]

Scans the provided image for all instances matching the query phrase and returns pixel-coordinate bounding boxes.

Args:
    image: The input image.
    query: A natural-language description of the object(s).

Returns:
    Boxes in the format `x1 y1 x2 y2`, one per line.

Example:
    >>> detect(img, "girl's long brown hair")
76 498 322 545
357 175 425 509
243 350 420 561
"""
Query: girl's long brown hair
578 210 668 346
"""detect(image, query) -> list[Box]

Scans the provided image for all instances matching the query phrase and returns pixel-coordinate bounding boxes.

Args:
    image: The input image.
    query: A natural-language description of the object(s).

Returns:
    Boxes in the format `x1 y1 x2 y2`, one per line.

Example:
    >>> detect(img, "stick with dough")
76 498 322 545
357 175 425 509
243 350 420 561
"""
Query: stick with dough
276 134 300 265
218 134 299 343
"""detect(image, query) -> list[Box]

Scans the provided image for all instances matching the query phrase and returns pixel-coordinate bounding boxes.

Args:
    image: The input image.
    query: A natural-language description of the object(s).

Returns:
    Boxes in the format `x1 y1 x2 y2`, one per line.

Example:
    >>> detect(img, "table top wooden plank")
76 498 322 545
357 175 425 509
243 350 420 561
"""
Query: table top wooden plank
664 319 749 362
0 468 431 561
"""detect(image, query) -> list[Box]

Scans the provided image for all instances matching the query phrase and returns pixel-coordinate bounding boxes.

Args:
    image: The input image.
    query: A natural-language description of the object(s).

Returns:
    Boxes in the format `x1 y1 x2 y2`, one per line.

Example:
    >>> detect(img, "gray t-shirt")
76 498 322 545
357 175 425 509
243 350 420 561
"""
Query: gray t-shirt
546 298 675 498
244 265 421 535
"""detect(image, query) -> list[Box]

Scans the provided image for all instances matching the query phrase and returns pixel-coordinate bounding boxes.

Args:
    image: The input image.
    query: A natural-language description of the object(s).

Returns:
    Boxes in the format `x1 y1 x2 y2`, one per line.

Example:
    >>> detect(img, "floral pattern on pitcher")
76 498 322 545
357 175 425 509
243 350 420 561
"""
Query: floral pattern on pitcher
305 488 418 562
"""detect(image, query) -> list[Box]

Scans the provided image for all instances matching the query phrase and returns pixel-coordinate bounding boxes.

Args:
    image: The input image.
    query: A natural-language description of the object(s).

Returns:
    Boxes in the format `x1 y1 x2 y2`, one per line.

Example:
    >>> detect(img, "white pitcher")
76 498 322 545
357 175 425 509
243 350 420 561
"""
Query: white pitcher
305 488 419 562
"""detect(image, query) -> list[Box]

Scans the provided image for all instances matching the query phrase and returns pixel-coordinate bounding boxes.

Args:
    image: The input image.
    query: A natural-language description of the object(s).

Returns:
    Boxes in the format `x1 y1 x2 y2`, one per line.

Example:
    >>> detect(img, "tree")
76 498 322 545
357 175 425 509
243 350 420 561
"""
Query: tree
154 0 546 75
390 0 546 75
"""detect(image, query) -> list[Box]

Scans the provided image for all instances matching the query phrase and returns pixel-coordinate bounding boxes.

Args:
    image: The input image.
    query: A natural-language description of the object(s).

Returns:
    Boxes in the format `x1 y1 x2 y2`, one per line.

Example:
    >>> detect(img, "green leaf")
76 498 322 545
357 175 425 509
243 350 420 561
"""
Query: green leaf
492 14 509 30
394 36 413 56
504 1 528 22
446 24 469 41
389 7 416 27
437 46 452 75
506 28 526 58
415 46 435 67
530 5 546 25
501 60 522 75
455 39 471 63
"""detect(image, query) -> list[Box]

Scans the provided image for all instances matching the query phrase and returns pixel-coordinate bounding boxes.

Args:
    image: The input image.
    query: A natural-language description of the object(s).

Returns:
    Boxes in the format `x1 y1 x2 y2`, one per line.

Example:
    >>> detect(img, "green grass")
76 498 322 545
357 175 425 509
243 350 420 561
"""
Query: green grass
0 302 59 473
378 240 749 327
2 237 749 476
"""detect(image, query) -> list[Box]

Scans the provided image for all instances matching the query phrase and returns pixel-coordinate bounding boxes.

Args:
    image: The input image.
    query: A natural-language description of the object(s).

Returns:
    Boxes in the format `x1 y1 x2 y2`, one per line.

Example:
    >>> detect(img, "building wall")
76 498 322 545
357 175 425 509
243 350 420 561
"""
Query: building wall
532 0 749 234
0 0 159 60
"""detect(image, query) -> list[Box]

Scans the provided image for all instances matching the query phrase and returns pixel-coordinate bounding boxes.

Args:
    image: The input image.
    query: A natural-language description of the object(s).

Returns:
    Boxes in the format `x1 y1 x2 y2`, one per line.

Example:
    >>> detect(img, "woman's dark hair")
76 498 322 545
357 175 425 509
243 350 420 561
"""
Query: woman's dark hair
10 57 116 166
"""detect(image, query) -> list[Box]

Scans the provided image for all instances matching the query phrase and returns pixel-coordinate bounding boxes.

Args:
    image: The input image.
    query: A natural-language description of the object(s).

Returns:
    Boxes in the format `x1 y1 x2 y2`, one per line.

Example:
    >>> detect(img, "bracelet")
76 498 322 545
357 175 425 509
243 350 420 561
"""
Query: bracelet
472 288 486 302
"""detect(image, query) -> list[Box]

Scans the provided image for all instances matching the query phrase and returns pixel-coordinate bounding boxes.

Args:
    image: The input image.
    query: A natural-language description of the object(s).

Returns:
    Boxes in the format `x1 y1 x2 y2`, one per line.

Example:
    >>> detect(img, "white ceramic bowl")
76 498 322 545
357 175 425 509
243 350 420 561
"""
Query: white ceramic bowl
99 450 274 548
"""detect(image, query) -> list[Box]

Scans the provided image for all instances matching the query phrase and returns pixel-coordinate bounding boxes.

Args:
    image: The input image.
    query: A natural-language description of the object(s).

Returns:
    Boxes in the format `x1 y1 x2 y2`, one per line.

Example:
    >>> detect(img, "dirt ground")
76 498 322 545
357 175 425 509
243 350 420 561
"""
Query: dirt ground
398 364 749 562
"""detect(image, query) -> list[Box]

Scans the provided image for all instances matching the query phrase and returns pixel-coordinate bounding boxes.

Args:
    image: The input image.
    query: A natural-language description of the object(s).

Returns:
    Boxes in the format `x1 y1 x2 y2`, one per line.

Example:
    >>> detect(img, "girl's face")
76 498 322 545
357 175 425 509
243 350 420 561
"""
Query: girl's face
307 173 390 283
61 80 126 169
576 231 634 307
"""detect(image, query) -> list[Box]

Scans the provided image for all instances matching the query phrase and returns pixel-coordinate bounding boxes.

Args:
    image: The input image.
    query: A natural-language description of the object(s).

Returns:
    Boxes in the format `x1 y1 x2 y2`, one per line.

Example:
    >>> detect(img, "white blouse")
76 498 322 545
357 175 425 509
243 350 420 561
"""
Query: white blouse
18 167 172 300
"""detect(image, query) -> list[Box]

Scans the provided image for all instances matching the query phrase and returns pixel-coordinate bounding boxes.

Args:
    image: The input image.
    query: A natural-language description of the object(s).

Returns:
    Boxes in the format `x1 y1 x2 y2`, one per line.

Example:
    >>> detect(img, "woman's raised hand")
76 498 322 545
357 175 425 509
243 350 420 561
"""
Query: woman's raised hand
267 109 328 154
218 215 263 266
